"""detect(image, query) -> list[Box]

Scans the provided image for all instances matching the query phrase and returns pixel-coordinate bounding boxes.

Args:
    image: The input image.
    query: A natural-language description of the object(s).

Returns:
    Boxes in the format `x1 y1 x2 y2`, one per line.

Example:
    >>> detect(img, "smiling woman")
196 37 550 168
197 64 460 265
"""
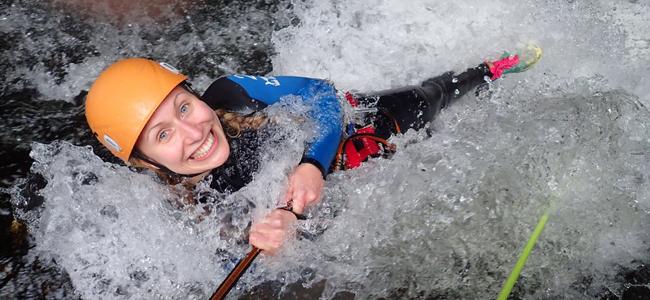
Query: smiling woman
134 85 231 176
85 50 540 255
4 0 650 298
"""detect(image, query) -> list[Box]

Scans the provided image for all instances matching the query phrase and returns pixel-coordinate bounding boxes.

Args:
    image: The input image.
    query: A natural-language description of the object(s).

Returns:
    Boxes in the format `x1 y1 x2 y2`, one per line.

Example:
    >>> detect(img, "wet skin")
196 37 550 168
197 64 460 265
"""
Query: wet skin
136 86 230 175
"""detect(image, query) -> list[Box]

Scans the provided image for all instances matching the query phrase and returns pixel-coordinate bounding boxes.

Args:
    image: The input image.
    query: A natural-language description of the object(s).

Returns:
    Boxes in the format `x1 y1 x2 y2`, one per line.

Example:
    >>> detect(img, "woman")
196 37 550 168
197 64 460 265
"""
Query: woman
85 44 542 254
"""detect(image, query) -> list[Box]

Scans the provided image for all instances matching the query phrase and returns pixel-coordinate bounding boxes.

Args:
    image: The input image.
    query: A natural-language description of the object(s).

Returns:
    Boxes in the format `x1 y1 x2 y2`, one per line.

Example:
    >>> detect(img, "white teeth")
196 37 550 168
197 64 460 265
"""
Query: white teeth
191 132 214 159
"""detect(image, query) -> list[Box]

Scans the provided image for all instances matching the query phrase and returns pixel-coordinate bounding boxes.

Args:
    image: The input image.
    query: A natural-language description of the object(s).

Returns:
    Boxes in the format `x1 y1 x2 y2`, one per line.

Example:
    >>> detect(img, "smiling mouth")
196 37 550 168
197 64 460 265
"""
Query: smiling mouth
190 130 216 160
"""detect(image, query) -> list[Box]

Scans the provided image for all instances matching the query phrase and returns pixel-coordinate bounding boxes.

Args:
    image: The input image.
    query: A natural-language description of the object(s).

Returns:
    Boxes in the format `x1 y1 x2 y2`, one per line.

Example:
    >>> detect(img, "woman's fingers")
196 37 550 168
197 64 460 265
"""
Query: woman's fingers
291 188 320 214
249 230 283 254
249 209 297 254
281 177 295 207
291 189 306 214
284 163 325 214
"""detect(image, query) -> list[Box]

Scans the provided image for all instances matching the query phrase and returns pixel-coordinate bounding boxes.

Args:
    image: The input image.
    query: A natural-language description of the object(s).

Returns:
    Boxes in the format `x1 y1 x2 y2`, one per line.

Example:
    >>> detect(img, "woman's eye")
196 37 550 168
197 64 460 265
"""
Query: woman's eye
180 103 189 114
158 130 169 141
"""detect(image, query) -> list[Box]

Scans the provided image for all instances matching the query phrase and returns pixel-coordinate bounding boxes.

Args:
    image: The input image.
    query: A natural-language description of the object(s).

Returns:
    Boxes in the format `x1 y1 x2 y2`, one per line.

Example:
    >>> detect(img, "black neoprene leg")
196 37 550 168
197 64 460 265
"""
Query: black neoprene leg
355 63 492 138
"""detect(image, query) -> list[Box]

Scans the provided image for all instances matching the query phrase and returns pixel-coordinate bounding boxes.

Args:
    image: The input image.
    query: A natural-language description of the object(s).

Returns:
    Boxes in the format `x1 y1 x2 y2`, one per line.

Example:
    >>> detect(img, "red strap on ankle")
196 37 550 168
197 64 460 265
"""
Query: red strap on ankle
488 55 519 80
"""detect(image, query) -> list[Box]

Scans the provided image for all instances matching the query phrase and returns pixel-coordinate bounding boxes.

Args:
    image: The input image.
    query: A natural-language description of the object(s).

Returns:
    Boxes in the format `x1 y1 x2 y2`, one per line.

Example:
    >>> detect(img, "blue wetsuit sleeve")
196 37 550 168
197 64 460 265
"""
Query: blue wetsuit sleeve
226 75 343 176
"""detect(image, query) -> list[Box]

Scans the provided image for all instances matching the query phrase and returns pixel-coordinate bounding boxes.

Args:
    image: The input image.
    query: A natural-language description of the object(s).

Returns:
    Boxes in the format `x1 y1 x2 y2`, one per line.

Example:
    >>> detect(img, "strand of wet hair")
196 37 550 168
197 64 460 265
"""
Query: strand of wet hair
214 109 268 137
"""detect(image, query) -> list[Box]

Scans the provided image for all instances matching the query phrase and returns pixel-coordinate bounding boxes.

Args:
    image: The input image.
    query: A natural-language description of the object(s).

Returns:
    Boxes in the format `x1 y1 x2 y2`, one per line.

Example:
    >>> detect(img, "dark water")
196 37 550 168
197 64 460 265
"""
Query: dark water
1 0 649 299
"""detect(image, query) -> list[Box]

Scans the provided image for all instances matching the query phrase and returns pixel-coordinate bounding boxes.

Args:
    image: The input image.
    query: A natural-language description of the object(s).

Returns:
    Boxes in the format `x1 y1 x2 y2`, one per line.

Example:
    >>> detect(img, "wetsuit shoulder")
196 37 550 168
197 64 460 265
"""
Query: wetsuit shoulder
202 75 343 177
201 75 320 112
201 76 267 113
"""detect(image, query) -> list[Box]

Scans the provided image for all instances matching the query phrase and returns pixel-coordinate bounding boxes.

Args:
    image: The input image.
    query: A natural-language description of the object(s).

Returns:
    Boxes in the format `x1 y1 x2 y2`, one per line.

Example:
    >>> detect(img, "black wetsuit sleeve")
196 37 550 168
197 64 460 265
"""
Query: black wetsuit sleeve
201 77 268 113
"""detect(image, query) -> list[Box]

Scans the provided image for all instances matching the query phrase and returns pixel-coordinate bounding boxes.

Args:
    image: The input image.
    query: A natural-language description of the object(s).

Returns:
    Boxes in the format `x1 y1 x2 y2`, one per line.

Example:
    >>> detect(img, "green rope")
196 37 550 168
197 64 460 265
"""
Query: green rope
496 208 550 300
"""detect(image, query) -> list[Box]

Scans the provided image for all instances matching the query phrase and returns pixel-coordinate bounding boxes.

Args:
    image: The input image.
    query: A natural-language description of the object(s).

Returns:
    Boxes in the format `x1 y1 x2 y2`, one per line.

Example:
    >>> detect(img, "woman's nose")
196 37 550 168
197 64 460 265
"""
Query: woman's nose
178 120 203 143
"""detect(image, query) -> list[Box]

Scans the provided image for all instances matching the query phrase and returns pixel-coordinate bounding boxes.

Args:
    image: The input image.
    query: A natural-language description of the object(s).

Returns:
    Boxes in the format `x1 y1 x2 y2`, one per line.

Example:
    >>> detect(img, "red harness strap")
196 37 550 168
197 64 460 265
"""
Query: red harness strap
334 93 398 171
344 126 382 169
344 92 359 107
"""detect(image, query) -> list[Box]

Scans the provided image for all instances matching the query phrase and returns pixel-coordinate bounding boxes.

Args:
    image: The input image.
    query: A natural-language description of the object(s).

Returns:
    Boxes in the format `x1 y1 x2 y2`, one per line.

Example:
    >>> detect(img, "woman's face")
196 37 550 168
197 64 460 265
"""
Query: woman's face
136 86 230 175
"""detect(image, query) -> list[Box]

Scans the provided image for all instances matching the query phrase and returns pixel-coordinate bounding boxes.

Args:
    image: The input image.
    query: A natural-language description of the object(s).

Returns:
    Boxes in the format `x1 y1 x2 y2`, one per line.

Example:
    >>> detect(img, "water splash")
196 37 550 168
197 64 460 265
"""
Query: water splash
271 0 649 104
269 91 650 299
7 97 317 299
3 0 650 299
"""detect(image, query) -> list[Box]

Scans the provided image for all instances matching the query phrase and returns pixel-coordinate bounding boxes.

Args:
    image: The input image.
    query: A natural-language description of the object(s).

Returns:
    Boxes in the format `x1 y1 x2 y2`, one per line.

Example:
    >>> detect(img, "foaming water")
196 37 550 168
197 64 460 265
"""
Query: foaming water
271 0 649 103
265 0 650 297
9 98 315 299
14 142 221 299
281 90 650 299
3 0 650 299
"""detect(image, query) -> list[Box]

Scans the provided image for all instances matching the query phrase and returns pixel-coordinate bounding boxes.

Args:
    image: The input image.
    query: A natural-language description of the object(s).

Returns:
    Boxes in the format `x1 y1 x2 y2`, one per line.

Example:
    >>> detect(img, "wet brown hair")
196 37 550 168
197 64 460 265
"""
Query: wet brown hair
214 109 268 138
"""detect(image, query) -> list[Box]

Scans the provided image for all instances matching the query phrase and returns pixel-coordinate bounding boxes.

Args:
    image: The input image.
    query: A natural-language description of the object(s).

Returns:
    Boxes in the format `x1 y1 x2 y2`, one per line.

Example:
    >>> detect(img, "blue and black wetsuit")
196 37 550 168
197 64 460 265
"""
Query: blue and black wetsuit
201 75 343 193
201 64 492 193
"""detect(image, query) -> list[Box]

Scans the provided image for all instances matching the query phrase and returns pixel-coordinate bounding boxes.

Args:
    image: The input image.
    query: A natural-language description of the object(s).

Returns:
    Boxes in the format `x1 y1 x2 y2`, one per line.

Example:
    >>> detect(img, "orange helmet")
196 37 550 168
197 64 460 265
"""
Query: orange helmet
85 58 187 162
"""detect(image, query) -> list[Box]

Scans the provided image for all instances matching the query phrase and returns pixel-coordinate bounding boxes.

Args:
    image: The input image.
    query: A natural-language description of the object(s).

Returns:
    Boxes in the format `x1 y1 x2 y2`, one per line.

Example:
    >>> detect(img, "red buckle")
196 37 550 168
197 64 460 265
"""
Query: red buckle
344 126 382 169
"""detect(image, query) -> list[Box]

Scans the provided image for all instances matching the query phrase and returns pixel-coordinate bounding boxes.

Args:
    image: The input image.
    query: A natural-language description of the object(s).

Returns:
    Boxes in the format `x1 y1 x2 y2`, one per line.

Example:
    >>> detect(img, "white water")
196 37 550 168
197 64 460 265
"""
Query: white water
10 95 322 299
8 0 650 299
272 0 649 103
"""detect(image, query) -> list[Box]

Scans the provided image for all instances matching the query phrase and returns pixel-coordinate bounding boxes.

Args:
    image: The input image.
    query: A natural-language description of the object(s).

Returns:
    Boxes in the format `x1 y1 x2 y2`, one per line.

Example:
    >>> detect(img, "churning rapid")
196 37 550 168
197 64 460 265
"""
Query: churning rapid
2 0 650 299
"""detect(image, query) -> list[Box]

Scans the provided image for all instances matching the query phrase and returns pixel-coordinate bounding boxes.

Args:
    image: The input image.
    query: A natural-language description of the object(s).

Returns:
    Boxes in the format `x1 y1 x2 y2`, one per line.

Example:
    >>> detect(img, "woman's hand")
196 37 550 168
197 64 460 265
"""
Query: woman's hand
249 209 297 255
283 163 324 214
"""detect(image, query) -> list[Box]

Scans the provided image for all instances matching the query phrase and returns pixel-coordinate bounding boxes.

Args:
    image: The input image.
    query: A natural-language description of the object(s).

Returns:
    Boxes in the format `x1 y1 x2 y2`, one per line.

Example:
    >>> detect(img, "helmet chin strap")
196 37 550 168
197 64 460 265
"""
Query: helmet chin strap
131 150 205 180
